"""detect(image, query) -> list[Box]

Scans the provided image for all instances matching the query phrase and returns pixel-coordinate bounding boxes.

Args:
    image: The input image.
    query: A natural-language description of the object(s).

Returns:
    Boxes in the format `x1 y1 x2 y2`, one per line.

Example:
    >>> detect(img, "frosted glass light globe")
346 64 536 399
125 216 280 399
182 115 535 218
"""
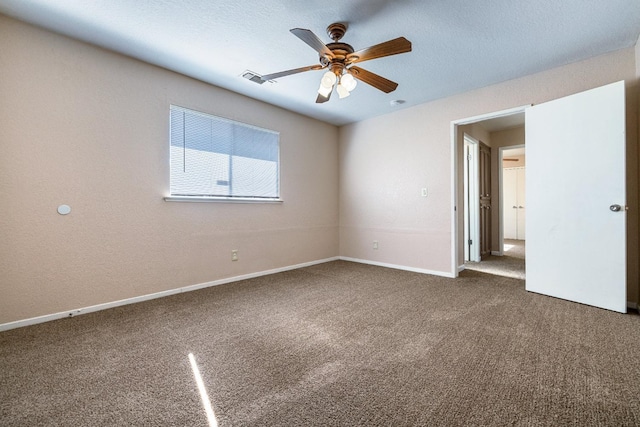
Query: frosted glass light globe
336 83 350 99
320 71 337 88
341 73 357 91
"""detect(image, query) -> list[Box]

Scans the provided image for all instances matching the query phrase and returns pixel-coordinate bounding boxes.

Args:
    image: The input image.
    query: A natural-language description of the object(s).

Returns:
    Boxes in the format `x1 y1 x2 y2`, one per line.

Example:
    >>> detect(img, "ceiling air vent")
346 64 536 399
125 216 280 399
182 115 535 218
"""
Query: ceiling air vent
242 70 270 84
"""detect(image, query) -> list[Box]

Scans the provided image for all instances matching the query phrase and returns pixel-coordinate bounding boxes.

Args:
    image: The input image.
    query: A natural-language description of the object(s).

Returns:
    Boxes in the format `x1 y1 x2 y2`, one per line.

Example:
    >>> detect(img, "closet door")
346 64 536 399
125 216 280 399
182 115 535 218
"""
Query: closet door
503 168 518 239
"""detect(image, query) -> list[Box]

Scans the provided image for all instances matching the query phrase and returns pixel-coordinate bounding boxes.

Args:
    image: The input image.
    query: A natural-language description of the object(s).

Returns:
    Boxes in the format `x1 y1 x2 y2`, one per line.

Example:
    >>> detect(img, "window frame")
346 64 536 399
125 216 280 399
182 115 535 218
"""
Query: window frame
164 105 282 203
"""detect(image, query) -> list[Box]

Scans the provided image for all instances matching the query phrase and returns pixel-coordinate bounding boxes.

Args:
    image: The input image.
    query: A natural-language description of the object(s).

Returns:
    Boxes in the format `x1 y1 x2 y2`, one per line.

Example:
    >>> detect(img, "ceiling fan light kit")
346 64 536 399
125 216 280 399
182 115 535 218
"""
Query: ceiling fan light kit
341 73 357 91
318 83 332 97
336 83 350 99
261 22 411 103
321 71 337 87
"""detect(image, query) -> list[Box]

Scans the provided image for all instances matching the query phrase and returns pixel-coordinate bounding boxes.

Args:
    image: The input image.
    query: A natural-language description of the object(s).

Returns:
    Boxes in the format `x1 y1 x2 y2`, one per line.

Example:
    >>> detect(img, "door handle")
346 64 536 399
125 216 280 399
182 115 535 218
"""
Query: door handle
512 206 517 209
518 206 524 209
610 204 622 212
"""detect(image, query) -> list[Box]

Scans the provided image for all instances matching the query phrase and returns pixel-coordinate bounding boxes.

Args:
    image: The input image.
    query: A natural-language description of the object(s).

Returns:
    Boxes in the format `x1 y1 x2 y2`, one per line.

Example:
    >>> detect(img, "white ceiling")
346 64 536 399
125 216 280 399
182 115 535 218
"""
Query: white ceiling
1 0 639 126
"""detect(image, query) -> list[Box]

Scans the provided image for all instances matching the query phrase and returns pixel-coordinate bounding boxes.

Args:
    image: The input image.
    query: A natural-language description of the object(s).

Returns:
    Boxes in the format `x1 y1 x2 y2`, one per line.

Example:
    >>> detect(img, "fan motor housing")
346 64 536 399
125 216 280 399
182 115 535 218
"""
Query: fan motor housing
327 42 354 54
327 22 347 41
323 42 354 66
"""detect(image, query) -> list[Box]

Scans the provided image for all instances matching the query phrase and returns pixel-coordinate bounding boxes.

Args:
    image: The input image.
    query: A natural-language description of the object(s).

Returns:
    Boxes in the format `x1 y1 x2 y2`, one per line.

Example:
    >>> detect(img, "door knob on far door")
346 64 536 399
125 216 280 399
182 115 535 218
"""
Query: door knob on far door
518 206 524 209
512 206 517 209
610 204 623 212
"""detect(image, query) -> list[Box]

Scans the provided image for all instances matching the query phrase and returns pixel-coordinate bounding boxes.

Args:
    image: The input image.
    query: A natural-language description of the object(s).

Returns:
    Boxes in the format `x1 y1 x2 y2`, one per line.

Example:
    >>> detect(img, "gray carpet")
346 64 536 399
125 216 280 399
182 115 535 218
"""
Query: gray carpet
465 239 526 280
2 260 640 426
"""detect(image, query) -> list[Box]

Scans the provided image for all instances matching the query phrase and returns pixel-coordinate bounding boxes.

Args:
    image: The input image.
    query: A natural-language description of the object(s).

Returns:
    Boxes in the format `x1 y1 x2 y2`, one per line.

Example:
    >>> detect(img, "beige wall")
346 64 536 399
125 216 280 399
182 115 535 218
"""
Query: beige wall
340 47 639 301
2 15 640 327
0 15 340 324
460 124 492 147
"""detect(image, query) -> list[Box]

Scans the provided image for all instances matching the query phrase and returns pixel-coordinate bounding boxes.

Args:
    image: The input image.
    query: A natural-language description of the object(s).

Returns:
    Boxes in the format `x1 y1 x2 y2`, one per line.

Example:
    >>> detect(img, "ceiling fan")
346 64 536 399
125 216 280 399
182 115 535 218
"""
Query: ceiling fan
260 23 411 103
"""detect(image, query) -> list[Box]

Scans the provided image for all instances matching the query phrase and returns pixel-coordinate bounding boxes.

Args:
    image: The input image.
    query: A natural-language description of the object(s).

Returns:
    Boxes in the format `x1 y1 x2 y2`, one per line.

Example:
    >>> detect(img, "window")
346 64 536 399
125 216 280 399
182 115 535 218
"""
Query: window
168 106 280 201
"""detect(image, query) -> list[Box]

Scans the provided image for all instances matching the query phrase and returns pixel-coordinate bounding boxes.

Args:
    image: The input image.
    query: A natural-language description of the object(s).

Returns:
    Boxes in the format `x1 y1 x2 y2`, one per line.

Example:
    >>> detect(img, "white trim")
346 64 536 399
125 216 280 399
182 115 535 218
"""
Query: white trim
0 257 339 332
164 196 283 203
463 134 480 262
491 251 501 256
339 256 456 278
450 121 458 277
450 105 530 279
453 105 531 126
5 254 630 332
497 147 505 256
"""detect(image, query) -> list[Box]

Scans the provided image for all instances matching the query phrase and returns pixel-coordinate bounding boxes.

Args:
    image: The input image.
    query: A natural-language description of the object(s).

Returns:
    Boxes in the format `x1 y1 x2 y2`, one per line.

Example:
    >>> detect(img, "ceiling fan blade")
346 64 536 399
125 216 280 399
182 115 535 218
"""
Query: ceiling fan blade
290 28 334 58
348 66 398 93
260 64 324 82
348 37 412 64
316 89 332 103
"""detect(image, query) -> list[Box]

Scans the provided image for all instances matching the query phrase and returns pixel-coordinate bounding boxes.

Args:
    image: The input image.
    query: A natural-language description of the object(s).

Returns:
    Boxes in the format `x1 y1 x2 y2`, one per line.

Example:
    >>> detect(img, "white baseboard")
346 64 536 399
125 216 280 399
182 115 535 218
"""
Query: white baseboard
458 264 466 273
0 257 340 332
491 251 502 256
339 257 456 278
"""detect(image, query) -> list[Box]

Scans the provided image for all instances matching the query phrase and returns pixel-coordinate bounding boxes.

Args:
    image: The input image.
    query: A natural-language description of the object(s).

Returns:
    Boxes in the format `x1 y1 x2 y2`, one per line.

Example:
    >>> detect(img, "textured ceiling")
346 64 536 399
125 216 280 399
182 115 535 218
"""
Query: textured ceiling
1 0 639 126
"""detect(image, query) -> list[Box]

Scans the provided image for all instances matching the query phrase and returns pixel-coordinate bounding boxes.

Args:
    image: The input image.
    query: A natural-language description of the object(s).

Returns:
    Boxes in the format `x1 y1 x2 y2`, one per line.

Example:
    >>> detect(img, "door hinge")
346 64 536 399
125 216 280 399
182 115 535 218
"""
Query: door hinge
468 239 473 245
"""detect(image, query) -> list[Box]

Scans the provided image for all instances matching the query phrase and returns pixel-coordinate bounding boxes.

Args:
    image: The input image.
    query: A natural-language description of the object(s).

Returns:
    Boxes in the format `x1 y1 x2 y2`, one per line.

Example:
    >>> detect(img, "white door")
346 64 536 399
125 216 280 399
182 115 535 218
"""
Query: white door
503 167 526 240
503 168 518 239
464 136 480 262
515 168 525 239
526 80 626 313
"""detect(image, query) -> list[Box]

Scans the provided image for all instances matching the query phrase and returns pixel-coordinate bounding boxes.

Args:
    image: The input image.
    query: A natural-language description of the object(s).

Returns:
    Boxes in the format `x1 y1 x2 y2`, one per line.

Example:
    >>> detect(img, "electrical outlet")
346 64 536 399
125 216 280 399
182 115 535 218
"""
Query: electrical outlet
231 250 238 261
373 241 378 250
421 187 428 197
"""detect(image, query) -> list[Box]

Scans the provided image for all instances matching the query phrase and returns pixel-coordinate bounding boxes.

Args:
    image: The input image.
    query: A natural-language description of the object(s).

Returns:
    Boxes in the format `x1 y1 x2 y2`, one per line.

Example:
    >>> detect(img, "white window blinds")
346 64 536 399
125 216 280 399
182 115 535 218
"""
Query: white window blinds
170 106 279 199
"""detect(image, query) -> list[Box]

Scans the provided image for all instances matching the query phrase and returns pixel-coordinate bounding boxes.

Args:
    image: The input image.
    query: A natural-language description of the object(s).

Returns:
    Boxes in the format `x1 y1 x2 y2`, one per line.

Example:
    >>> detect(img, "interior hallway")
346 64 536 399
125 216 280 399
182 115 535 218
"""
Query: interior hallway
464 239 525 280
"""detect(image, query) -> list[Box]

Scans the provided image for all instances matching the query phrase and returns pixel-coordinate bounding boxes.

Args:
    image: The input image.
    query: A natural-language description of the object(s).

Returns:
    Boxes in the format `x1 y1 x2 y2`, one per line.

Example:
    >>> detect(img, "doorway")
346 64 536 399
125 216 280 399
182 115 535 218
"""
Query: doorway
462 134 494 264
451 82 629 312
450 105 528 278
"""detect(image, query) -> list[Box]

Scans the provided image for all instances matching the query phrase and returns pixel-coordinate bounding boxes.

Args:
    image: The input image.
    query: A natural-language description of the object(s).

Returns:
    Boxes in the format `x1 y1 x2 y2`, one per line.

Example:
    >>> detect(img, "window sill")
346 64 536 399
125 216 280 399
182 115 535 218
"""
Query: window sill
164 196 283 204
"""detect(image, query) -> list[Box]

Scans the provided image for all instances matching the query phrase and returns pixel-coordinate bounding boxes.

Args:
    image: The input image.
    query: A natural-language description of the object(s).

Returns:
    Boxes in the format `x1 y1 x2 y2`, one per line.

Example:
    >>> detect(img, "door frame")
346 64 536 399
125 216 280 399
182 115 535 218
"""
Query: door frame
464 134 480 262
498 144 525 254
450 105 530 276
